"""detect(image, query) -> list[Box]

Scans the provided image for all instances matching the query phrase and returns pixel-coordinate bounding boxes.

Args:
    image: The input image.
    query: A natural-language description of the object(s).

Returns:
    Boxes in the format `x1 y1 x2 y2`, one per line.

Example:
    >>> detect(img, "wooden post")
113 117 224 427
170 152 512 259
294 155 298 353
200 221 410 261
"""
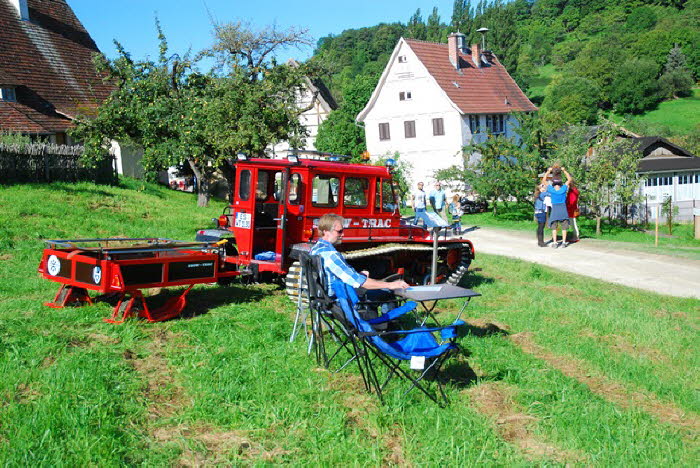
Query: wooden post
655 204 659 247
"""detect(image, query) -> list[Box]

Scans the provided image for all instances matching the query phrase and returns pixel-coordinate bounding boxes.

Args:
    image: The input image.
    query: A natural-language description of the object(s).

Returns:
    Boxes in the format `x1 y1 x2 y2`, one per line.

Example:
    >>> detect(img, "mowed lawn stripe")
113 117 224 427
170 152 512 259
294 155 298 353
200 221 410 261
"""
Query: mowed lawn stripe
462 256 699 415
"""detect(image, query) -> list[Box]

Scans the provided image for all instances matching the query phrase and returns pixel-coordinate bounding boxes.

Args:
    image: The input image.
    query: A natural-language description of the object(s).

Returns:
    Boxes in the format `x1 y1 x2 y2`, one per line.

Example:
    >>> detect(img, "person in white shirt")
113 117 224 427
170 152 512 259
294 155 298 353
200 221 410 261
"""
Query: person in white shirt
412 181 427 225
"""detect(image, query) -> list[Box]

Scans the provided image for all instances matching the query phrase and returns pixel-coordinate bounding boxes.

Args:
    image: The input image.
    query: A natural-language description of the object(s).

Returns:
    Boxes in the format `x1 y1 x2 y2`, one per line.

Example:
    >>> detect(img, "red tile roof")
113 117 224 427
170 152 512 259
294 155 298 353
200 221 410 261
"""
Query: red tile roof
0 0 113 133
405 39 537 114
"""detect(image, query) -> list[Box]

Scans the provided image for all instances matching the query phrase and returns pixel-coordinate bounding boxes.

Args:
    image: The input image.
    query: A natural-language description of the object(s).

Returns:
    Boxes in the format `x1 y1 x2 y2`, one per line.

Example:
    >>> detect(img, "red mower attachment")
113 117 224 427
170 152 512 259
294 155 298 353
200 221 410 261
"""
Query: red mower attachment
38 237 238 323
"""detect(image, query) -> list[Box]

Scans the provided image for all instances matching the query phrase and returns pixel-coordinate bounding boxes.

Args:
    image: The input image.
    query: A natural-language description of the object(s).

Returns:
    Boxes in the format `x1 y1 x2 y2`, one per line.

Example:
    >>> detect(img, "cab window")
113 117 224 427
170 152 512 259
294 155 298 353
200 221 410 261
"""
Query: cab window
312 175 339 207
239 170 251 201
288 173 302 204
256 171 270 200
382 179 396 212
375 179 396 212
344 177 369 208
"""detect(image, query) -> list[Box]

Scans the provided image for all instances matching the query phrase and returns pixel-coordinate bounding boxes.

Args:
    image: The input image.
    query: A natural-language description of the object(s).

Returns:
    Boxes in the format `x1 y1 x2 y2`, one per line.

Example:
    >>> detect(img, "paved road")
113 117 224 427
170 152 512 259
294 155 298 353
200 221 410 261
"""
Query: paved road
457 226 700 300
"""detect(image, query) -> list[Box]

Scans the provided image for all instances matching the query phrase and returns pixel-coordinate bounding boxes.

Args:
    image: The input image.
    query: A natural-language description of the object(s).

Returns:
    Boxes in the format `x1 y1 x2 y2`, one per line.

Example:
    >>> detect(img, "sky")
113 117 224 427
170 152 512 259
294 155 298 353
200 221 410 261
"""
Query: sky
68 0 461 67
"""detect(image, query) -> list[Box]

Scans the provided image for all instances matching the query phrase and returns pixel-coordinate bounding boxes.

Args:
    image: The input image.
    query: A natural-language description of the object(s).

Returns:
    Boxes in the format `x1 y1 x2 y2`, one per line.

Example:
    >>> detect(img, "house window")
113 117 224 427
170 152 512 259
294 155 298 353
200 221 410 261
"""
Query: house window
398 55 407 63
378 123 391 141
468 115 480 134
399 91 412 101
0 88 17 102
404 120 416 138
486 114 505 134
432 118 444 136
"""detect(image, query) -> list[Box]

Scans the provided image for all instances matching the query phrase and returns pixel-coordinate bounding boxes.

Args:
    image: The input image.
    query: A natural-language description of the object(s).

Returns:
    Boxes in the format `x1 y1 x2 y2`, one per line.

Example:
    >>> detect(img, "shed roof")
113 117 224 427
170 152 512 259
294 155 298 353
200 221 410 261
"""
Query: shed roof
0 0 113 133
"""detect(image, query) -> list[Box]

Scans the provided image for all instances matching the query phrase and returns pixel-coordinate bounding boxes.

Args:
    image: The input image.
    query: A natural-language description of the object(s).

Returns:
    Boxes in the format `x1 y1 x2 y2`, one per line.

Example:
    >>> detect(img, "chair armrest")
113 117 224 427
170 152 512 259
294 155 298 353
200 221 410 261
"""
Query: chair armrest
358 321 464 338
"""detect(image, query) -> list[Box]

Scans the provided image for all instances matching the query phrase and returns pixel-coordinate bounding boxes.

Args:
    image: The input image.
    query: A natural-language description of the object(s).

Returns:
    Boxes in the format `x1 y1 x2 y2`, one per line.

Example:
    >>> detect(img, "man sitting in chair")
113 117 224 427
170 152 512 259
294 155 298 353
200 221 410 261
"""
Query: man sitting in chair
310 214 409 313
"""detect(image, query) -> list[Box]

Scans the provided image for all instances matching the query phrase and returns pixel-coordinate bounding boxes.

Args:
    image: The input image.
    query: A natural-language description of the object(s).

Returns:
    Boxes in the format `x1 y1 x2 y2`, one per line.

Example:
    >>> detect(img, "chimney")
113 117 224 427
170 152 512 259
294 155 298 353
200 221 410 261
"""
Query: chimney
447 32 466 70
472 43 481 69
9 0 29 21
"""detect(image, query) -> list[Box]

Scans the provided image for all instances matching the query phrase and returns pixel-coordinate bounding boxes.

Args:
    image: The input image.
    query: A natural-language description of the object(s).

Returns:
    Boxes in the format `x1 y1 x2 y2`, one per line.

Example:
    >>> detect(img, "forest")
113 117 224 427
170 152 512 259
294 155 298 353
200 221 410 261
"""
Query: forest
311 0 699 158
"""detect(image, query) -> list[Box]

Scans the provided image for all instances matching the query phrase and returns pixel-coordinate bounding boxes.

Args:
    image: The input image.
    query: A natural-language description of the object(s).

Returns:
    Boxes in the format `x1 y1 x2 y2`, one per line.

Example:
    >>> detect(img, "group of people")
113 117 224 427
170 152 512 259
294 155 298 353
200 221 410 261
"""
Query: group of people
411 181 463 235
534 165 580 248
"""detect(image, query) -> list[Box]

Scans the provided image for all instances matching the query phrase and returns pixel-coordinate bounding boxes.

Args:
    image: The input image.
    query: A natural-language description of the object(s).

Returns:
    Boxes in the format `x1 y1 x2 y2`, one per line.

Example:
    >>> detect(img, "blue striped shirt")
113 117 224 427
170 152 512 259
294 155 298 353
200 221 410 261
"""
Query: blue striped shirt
310 239 366 295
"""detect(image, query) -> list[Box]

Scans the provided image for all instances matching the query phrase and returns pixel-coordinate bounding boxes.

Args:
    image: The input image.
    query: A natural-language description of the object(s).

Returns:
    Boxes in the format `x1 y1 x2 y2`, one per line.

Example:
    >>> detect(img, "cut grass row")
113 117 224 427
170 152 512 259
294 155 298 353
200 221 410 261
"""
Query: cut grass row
0 181 697 464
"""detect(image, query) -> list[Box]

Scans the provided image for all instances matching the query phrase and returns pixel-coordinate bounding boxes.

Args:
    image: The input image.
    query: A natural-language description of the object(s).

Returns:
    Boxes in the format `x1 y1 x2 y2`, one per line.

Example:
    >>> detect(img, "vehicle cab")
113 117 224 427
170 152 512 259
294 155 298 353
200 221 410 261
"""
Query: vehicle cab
196 154 427 276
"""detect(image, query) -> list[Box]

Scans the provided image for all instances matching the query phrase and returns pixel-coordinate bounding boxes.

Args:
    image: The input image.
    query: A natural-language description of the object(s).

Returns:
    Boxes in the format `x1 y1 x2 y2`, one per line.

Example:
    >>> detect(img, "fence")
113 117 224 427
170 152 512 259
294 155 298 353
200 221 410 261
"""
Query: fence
0 143 116 184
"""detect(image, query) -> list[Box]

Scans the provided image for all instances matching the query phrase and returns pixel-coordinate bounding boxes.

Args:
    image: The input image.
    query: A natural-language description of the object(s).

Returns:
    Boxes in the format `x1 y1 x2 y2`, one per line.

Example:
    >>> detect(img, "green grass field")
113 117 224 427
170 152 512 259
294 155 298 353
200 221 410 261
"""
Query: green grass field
1 180 698 464
612 88 700 135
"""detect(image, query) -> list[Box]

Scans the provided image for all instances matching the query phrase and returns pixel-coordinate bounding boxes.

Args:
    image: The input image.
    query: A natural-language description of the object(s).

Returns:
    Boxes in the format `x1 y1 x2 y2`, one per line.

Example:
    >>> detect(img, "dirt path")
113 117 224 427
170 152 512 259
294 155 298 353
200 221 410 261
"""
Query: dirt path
458 227 700 300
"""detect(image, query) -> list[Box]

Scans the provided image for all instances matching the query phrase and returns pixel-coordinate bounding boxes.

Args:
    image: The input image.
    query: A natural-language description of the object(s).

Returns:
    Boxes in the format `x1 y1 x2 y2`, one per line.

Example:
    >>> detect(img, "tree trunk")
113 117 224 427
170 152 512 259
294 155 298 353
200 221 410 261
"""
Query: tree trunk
596 215 602 236
187 158 211 208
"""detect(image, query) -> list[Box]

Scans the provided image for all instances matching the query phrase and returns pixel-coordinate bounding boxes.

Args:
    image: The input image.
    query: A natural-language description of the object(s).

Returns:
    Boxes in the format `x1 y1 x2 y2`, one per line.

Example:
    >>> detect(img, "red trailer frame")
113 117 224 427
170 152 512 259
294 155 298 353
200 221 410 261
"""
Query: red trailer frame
38 238 239 323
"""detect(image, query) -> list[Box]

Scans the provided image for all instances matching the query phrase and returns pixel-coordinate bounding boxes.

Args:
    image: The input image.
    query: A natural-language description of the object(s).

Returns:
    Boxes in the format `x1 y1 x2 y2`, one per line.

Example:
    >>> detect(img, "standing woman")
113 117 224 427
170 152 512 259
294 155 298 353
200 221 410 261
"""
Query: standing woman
534 183 549 247
541 166 572 248
448 194 463 235
566 181 580 242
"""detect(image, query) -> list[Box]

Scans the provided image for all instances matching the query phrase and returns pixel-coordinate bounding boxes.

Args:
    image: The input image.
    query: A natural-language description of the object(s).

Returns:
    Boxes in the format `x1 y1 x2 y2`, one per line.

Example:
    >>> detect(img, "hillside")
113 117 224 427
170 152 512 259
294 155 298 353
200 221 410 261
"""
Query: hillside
311 0 699 140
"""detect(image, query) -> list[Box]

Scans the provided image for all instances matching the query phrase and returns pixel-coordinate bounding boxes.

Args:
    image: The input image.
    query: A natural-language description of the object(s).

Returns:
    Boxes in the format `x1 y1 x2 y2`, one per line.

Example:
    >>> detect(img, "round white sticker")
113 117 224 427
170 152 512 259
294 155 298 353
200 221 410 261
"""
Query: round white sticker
47 255 61 276
92 266 102 284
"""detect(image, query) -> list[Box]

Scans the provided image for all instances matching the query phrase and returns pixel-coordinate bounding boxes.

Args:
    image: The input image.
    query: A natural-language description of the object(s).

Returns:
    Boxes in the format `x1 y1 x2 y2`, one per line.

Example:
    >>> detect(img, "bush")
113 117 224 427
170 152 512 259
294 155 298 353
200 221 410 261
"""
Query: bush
610 59 662 114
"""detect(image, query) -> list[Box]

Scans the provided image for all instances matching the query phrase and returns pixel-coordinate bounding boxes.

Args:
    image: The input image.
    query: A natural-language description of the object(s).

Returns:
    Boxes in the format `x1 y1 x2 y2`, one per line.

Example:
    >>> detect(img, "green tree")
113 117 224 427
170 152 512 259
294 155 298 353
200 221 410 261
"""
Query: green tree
625 7 657 32
426 7 444 42
450 0 473 33
609 58 661 114
542 75 601 125
407 9 427 40
659 45 694 99
315 74 376 160
581 127 643 234
438 135 540 215
73 22 315 207
375 151 413 202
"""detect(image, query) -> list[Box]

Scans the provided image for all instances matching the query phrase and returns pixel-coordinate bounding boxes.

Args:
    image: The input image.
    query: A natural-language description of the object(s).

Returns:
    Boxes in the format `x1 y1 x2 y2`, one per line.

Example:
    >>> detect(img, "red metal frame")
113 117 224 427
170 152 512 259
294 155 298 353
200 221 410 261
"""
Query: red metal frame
38 238 239 323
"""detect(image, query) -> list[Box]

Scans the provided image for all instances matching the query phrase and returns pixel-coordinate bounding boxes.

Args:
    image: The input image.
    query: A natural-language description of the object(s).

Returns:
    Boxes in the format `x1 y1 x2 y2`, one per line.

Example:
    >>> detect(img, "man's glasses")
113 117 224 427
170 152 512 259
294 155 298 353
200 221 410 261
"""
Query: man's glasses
334 228 344 234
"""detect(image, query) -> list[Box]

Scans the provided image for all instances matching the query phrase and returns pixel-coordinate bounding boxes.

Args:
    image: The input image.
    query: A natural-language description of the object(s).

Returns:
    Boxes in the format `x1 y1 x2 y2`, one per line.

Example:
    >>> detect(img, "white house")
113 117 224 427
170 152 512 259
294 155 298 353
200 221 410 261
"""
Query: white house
270 61 337 156
635 136 700 222
356 34 537 187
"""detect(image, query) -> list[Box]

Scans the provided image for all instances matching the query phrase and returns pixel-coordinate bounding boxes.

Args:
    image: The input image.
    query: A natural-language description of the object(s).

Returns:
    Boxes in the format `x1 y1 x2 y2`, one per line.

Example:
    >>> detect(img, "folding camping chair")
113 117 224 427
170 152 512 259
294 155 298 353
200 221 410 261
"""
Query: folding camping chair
299 252 419 393
332 280 465 406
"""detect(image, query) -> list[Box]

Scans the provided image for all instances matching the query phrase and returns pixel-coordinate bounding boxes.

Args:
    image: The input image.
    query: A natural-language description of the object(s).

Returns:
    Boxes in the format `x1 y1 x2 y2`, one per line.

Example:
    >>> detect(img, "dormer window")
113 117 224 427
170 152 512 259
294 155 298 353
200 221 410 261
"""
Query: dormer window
399 91 412 101
398 55 407 63
0 88 17 102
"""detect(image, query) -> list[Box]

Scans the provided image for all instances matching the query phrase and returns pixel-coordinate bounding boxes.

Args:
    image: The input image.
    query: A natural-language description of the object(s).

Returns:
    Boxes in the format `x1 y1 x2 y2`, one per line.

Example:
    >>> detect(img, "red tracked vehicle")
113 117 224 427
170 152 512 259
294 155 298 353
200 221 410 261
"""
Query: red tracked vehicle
195 153 474 298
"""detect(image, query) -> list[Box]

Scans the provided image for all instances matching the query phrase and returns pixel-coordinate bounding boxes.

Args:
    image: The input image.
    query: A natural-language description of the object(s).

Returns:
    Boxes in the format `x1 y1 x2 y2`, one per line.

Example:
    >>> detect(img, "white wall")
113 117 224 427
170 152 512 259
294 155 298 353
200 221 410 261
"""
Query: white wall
363 41 464 186
640 171 700 222
362 40 522 187
110 140 144 178
271 86 331 155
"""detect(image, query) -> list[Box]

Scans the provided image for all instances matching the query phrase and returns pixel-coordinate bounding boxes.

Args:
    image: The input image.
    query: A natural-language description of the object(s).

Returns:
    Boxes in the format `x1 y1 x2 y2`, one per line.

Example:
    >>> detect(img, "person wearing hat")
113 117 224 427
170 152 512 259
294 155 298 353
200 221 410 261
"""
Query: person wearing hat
541 165 573 248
